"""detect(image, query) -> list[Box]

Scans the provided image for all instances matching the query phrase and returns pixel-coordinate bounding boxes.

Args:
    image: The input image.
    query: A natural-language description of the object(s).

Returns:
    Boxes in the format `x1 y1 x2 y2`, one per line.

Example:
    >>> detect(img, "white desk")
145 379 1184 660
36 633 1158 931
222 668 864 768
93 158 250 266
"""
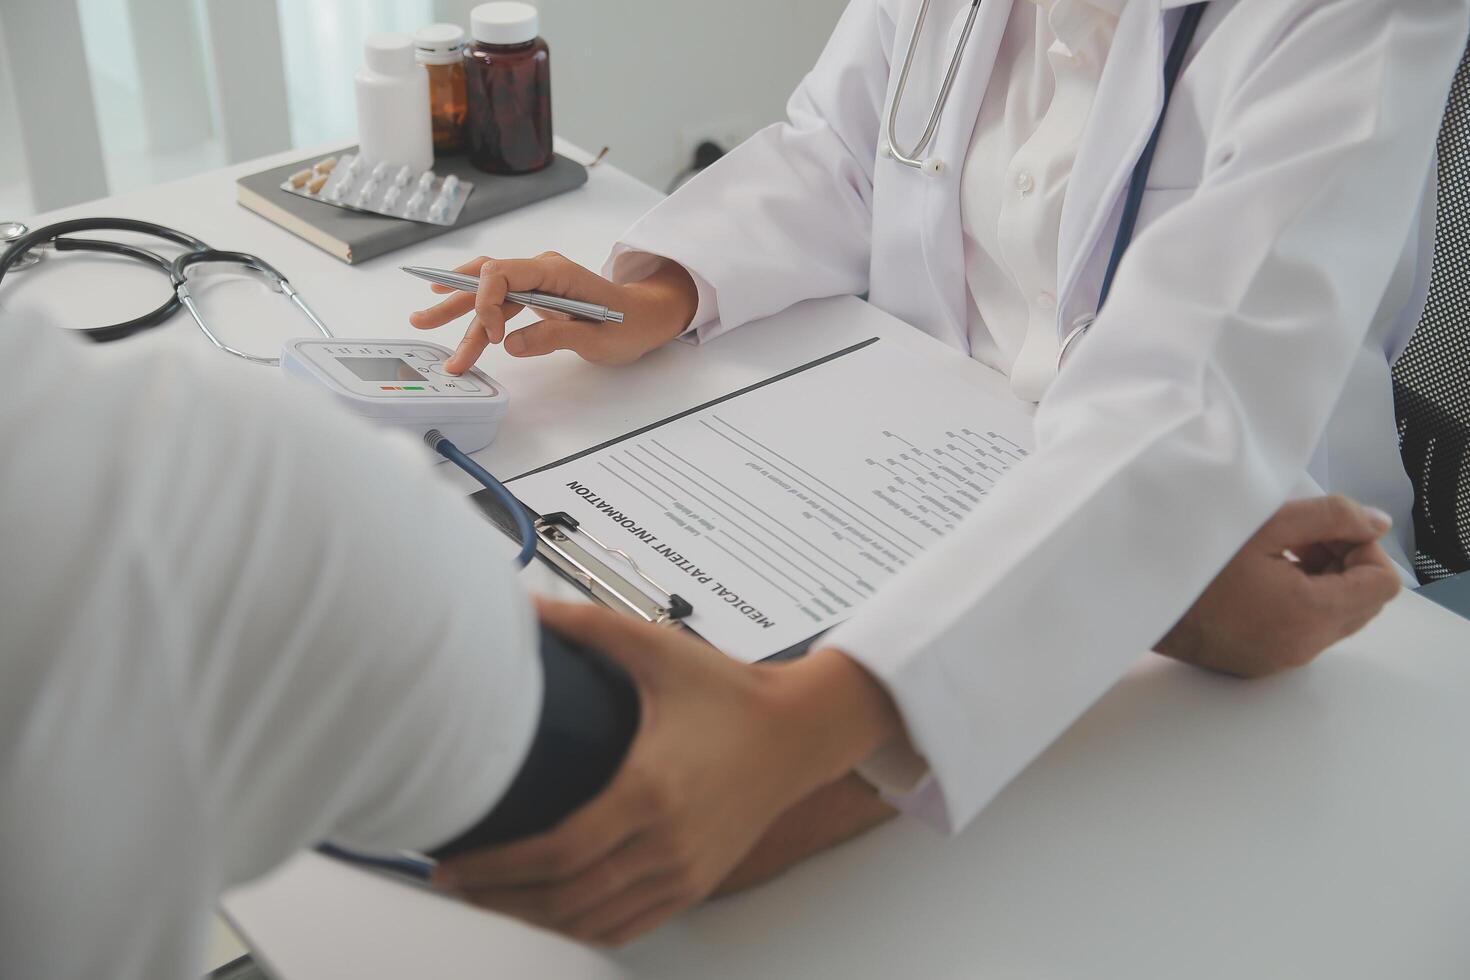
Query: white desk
15 145 1470 979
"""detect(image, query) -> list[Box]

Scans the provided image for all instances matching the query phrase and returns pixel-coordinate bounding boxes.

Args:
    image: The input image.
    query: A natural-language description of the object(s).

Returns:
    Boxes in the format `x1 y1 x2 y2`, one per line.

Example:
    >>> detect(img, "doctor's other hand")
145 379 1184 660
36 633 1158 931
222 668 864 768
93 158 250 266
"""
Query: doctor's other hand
432 598 904 947
408 252 699 373
1155 496 1402 679
711 773 897 897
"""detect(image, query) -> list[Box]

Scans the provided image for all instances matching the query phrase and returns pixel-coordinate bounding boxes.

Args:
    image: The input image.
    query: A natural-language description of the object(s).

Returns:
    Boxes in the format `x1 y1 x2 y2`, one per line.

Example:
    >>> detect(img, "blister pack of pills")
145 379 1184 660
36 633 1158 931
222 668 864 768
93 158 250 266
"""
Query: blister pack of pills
280 153 473 226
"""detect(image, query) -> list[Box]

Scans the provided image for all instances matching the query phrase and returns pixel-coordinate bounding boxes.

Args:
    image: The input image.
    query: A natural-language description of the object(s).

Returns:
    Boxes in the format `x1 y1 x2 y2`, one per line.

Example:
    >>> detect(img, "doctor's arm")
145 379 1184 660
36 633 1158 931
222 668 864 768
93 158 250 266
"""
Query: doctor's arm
412 0 891 372
817 0 1465 831
713 493 1404 896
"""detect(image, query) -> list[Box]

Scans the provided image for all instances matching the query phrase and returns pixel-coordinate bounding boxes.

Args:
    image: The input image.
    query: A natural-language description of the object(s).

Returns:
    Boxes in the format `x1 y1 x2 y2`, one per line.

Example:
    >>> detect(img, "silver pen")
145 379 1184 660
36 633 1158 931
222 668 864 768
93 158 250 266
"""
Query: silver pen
401 265 625 324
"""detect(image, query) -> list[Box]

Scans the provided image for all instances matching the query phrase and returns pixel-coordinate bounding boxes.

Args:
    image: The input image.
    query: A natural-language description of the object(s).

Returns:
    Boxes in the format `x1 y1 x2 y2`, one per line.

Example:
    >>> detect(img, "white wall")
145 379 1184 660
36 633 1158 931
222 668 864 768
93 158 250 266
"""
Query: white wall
0 16 28 218
0 0 850 211
433 0 850 189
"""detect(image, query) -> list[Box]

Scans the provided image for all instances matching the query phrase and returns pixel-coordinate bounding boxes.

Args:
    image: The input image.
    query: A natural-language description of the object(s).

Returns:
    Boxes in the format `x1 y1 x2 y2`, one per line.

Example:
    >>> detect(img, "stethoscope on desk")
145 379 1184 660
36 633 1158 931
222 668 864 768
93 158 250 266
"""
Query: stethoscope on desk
0 217 333 361
884 0 1208 364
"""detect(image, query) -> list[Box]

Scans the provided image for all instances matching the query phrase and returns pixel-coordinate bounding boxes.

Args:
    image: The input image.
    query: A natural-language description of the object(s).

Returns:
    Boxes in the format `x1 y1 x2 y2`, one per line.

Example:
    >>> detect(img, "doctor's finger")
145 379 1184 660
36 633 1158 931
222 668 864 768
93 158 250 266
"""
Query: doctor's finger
425 254 497 293
409 290 476 329
478 253 622 306
1260 496 1393 552
447 316 492 372
1304 551 1401 616
434 785 646 889
458 837 672 928
598 899 685 948
1291 540 1353 574
1343 538 1397 571
411 255 499 320
1342 541 1404 602
561 872 686 942
472 261 534 343
535 596 713 684
503 319 607 359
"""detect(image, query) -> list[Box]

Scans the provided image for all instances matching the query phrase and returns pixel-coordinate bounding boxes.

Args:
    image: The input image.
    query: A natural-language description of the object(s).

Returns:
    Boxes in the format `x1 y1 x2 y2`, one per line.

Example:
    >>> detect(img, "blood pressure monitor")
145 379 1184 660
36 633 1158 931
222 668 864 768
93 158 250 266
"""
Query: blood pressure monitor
280 338 509 453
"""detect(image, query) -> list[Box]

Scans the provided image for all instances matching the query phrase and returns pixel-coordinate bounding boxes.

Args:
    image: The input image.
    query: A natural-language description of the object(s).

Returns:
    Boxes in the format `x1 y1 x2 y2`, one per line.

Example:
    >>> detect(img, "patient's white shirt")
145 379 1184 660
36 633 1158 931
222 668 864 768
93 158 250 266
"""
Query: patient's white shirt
0 325 540 980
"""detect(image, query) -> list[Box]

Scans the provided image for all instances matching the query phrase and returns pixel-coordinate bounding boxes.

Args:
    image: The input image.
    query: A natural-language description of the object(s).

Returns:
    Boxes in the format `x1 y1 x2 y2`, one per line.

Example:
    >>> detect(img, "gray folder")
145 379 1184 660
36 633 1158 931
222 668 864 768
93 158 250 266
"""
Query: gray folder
237 147 588 264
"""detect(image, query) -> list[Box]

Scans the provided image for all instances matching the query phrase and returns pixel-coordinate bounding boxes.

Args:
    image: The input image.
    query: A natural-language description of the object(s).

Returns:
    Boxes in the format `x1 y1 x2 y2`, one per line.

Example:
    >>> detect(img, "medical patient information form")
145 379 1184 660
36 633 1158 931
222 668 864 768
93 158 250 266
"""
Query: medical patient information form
508 339 1036 662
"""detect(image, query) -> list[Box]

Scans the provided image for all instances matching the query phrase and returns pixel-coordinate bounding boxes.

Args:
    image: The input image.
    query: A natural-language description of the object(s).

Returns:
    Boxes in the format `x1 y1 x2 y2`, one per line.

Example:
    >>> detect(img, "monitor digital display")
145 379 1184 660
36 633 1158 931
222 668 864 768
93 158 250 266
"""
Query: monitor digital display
338 356 422 383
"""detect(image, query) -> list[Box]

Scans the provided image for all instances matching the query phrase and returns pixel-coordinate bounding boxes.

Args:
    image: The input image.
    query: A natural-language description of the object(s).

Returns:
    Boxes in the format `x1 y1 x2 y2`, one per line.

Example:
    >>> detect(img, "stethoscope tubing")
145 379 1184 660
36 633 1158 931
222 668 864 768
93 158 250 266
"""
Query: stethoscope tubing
0 218 211 342
886 0 983 171
170 249 332 364
883 0 1208 370
0 219 333 359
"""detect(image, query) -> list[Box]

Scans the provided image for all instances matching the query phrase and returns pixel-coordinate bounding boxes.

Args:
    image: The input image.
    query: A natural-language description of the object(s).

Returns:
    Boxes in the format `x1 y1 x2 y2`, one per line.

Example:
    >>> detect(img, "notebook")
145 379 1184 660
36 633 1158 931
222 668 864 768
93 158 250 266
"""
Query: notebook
236 147 588 264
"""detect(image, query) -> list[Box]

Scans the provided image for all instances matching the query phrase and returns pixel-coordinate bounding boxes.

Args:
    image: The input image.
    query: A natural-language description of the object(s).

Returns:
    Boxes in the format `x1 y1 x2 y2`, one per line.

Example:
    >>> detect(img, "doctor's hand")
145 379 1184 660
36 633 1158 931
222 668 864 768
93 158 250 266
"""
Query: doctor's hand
431 598 903 947
711 773 897 897
1155 496 1402 679
408 253 699 374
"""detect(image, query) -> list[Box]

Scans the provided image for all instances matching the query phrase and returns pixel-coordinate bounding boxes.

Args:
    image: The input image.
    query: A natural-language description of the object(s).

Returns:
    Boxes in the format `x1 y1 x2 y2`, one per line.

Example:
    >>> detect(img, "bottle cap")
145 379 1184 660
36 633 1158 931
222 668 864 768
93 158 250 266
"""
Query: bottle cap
414 24 466 65
364 33 416 75
470 2 538 46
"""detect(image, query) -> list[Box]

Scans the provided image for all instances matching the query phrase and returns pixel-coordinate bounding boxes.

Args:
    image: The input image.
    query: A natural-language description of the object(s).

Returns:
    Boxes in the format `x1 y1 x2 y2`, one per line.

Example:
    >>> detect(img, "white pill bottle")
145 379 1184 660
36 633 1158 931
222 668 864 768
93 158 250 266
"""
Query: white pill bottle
355 33 434 172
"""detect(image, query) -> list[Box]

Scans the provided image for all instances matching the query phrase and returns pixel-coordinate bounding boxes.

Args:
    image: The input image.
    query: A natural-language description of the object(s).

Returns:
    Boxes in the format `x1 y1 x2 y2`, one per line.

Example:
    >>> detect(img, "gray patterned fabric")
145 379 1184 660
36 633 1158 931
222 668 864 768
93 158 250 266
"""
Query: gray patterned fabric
1394 42 1470 582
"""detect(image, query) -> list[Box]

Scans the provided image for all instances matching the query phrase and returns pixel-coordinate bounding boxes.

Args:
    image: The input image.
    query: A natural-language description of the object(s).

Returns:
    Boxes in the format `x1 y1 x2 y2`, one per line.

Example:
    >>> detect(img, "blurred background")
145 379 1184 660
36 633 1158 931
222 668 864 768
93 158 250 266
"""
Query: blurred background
0 0 849 216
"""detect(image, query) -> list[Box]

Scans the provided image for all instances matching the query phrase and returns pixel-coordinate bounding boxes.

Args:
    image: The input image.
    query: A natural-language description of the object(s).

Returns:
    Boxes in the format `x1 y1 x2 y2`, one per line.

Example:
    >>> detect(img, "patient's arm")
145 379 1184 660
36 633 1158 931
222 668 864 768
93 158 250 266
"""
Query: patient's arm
430 624 640 859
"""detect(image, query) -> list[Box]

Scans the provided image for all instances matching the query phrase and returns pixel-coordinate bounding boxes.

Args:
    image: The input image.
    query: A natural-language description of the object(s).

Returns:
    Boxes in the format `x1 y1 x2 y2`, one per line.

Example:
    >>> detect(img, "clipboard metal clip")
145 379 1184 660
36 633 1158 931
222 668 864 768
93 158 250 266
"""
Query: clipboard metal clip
534 512 694 627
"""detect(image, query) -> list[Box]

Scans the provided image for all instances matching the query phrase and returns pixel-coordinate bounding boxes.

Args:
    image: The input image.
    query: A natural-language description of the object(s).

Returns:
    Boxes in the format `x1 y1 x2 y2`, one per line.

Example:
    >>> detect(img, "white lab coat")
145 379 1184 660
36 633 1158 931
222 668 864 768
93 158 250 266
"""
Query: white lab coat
606 0 1469 832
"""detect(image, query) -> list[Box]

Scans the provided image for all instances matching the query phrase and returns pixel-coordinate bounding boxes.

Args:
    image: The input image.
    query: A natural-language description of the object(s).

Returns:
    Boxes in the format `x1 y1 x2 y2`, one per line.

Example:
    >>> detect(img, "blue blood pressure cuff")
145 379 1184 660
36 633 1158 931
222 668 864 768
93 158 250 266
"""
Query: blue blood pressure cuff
428 625 641 859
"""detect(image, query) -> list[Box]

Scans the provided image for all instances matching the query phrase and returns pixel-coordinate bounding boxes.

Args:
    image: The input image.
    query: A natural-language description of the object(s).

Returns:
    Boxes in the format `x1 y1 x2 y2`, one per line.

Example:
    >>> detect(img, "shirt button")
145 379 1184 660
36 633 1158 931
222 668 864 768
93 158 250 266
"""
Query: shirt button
1037 292 1057 312
1015 171 1035 195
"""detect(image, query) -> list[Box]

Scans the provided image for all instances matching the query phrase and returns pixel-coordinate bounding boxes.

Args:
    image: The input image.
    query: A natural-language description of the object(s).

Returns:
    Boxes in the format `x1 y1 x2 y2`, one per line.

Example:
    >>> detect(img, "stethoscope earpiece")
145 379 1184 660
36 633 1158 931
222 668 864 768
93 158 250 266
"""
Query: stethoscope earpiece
879 141 944 176
1 221 41 271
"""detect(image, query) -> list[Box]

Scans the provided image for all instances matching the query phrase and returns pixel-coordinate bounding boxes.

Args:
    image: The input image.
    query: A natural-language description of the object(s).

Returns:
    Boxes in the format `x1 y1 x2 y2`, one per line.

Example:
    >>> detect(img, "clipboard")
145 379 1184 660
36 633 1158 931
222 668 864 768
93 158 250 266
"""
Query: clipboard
468 338 882 657
470 491 696 627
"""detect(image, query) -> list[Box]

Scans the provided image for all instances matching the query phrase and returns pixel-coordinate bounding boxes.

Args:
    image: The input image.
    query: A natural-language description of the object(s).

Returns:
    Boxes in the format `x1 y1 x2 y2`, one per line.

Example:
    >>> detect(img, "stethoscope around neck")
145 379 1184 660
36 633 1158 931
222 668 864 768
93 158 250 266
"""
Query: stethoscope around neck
883 0 1208 373
882 0 984 175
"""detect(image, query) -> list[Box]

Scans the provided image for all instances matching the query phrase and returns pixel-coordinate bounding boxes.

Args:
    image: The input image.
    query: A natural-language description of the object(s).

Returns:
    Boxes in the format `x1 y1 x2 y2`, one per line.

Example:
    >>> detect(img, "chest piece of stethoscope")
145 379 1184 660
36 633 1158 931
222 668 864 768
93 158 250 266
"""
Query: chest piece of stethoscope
1 221 42 270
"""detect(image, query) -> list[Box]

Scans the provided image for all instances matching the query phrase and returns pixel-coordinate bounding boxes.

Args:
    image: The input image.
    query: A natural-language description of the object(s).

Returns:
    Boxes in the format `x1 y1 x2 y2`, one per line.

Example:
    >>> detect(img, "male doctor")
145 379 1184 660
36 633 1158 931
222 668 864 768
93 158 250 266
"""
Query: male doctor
412 0 1466 942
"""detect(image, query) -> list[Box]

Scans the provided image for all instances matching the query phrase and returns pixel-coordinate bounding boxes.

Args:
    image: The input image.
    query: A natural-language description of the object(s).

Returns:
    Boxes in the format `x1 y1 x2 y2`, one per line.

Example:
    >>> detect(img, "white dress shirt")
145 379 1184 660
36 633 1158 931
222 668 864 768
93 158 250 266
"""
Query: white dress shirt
0 326 540 980
962 0 1122 402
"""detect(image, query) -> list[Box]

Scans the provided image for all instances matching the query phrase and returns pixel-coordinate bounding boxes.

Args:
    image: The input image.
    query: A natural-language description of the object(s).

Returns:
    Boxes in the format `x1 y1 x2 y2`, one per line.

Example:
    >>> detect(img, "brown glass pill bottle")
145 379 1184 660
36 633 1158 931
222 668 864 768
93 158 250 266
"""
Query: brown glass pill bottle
415 24 469 155
465 1 553 175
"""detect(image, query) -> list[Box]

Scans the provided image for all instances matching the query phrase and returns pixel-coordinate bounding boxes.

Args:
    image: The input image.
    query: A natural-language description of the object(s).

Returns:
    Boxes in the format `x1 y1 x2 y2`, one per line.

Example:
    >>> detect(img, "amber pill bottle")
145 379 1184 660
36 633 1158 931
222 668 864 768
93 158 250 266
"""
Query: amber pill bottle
465 2 553 175
415 24 469 155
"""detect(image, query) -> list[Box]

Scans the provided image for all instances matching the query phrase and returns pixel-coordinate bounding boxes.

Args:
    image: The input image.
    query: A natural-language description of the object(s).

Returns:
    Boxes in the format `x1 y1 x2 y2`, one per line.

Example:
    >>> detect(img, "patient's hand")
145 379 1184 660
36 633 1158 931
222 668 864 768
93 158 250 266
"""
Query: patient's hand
1156 496 1402 679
